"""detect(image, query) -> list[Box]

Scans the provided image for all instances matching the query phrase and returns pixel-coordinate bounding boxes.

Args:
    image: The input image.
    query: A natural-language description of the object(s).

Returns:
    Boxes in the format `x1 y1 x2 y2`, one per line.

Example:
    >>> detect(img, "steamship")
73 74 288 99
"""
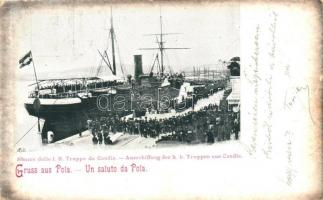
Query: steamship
24 12 229 143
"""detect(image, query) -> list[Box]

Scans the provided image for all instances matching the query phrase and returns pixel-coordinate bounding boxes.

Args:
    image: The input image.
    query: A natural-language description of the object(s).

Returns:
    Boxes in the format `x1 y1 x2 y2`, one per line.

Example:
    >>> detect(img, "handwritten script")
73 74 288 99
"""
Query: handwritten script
262 12 277 159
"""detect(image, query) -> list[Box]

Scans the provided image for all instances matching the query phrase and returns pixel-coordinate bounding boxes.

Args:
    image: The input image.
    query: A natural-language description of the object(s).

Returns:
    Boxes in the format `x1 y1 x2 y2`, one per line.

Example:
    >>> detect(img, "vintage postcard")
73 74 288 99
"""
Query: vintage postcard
0 0 321 199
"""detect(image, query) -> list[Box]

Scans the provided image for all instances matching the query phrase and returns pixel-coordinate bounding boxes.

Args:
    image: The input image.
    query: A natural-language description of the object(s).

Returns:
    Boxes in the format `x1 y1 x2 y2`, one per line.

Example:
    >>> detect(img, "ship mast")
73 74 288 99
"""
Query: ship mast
110 7 117 75
159 13 164 77
96 8 119 76
140 9 189 77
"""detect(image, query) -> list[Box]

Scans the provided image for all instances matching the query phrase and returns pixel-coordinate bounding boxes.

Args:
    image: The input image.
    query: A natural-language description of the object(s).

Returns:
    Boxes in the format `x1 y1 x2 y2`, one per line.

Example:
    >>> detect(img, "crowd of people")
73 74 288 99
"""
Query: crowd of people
87 100 240 145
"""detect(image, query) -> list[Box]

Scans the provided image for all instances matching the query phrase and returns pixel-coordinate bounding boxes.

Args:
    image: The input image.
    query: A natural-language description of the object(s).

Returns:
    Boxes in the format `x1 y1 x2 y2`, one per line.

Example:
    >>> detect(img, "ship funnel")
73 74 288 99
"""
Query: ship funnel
134 55 143 83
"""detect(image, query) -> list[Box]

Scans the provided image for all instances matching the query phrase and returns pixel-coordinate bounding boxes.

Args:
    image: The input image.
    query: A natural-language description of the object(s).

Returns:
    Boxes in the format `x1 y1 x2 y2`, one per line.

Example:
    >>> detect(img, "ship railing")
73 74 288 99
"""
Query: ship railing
27 81 123 99
28 90 88 99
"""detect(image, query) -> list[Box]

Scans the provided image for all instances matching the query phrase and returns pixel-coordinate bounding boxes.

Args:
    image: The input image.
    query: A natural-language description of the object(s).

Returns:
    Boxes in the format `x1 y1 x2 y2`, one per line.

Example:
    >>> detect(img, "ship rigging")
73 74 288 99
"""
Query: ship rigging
140 12 189 77
96 8 125 79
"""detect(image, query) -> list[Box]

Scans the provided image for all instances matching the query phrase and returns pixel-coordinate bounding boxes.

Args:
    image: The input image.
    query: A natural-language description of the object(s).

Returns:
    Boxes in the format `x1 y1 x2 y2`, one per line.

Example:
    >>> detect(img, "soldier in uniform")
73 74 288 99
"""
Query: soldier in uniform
217 116 224 141
87 119 93 137
226 113 234 140
121 119 127 134
92 118 98 145
129 119 134 135
186 130 193 143
134 120 139 135
102 121 110 145
233 112 240 140
141 120 146 138
213 117 220 140
97 118 104 144
206 124 214 143
78 120 83 137
92 135 98 144
206 127 214 143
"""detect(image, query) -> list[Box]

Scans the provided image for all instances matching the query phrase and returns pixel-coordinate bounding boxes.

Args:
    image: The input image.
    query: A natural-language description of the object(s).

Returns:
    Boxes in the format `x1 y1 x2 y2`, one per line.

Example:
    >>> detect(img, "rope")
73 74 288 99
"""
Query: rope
17 80 78 146
95 31 111 77
15 121 38 146
114 35 126 80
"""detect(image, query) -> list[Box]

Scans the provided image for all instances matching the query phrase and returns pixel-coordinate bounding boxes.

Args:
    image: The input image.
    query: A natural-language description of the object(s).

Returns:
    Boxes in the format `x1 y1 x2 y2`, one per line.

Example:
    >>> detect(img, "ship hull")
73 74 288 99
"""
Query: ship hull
25 103 82 119
41 113 88 142
24 97 88 142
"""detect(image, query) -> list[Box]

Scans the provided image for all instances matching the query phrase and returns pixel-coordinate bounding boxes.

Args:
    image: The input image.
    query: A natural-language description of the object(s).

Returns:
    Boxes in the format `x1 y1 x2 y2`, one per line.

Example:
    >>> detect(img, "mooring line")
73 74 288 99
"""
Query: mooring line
15 121 38 146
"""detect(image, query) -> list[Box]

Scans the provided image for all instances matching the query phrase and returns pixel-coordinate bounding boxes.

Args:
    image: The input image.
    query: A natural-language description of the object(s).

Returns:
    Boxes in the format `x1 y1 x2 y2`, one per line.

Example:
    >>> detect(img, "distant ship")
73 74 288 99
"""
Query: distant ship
23 11 229 143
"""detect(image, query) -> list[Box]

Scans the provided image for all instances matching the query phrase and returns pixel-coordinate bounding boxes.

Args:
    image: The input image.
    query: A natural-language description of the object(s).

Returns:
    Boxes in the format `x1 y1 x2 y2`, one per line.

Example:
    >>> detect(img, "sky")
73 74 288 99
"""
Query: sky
12 2 240 80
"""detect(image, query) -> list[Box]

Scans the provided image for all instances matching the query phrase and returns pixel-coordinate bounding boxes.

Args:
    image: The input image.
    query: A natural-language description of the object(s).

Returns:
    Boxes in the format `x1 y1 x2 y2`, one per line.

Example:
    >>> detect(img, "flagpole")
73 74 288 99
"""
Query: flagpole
30 51 40 91
30 51 41 132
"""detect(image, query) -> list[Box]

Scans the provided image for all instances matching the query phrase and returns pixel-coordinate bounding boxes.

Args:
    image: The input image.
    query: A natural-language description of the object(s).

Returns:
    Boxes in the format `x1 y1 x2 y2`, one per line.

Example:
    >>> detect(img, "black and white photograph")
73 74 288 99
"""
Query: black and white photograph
16 3 240 150
1 1 321 199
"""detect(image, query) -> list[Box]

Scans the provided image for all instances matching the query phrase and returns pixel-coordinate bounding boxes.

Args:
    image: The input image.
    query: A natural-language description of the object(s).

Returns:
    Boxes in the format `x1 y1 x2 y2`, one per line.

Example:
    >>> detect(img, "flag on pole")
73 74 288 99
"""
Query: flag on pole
19 51 33 68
